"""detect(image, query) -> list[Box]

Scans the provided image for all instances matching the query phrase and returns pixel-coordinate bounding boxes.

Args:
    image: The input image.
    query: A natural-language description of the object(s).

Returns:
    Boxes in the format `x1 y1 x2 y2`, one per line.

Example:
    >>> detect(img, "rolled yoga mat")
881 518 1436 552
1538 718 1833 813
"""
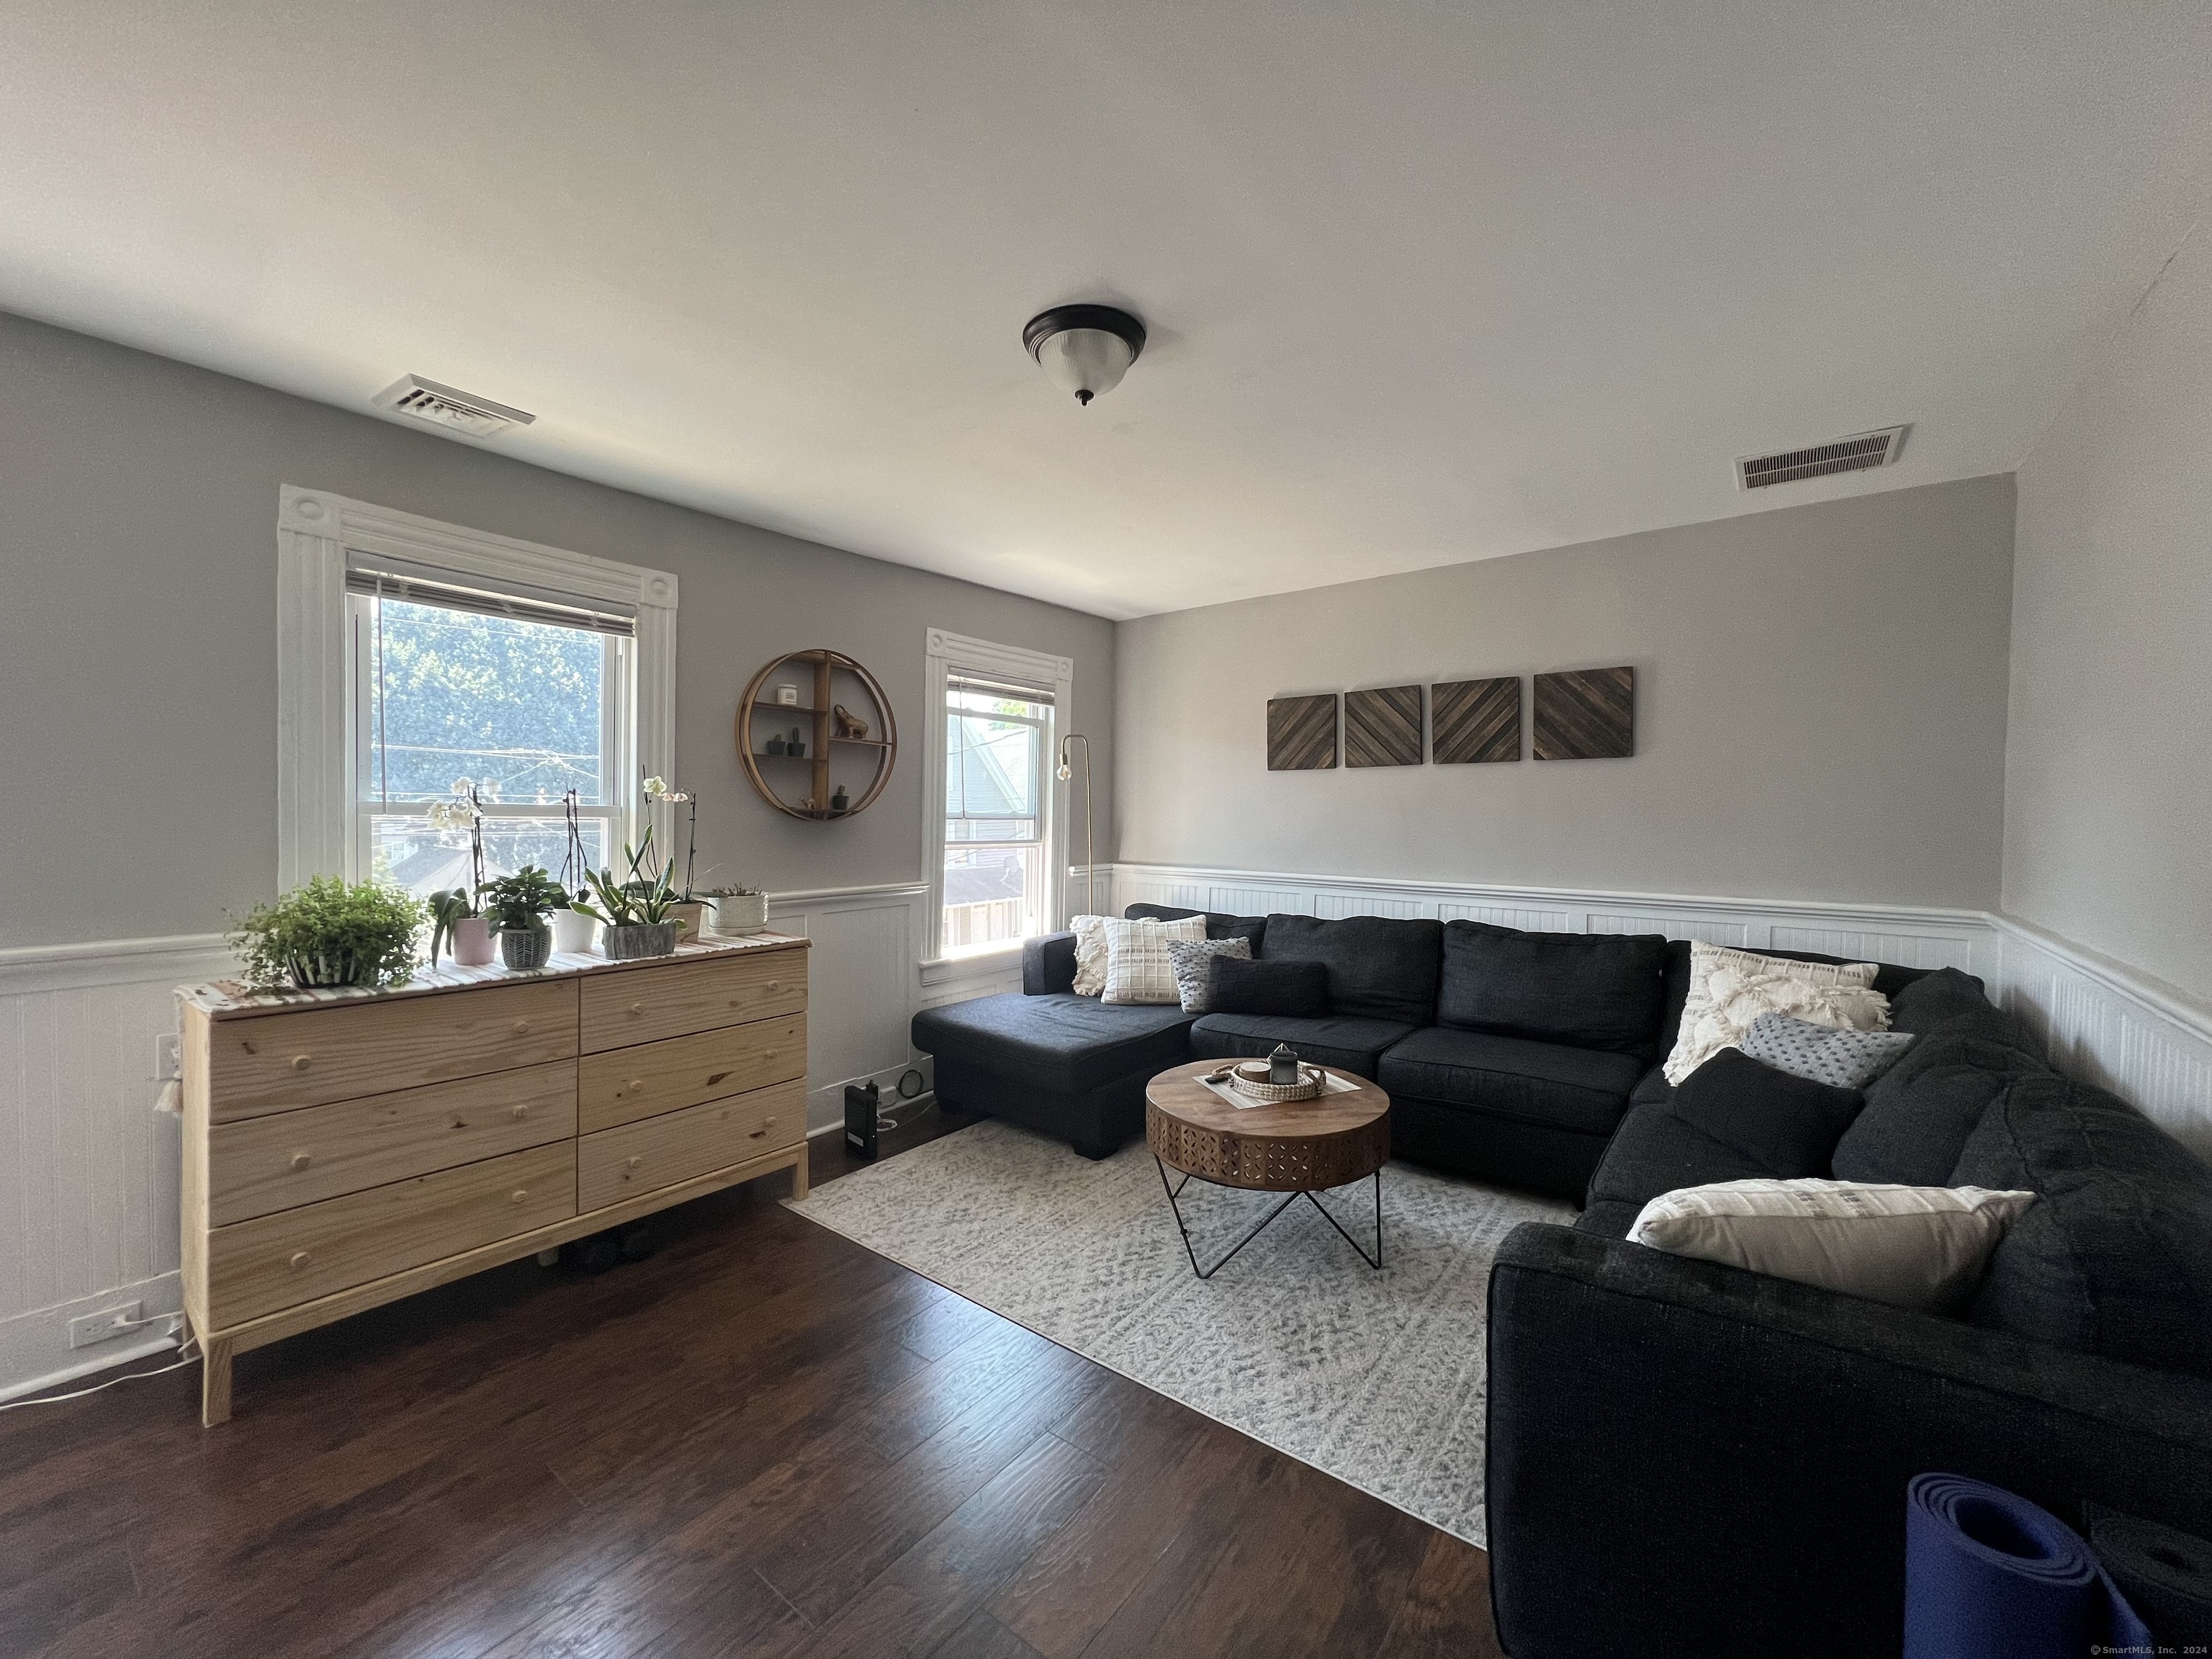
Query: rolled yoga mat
2087 1506 2212 1649
1905 1473 2151 1658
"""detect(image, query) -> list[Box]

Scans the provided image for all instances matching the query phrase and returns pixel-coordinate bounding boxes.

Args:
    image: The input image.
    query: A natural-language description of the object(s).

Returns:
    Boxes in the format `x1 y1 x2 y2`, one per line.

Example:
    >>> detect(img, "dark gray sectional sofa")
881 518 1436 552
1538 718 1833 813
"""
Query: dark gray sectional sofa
910 902 1936 1198
1486 966 2212 1658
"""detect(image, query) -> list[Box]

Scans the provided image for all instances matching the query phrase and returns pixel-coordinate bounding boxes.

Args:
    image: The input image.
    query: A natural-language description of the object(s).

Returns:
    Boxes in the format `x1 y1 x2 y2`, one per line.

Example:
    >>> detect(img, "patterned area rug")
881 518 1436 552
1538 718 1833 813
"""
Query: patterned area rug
786 1120 1575 1546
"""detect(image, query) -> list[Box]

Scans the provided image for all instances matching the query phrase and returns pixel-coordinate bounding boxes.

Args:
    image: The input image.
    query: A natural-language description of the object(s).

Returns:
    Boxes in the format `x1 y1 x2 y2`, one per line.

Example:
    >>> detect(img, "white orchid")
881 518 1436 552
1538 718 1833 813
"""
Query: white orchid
644 776 691 804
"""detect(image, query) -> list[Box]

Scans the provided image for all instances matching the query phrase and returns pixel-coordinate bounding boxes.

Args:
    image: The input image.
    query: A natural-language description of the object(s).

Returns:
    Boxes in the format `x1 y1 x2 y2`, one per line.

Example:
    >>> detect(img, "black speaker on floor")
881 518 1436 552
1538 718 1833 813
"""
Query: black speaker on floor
844 1080 881 1161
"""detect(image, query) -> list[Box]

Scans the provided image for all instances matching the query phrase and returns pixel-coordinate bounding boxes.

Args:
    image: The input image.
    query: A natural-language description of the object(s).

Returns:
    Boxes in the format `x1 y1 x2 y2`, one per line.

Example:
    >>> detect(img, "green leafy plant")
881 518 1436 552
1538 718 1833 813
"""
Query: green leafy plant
698 883 763 897
229 877 426 991
426 889 477 961
572 830 680 928
480 865 567 934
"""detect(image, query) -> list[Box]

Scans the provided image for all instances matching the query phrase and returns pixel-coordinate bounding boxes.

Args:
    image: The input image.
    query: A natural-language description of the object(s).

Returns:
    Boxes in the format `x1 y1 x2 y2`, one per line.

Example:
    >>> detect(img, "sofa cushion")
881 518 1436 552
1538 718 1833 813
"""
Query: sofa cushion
911 993 1195 1097
1259 914 1443 1025
1629 1066 1673 1108
1830 1030 2051 1186
1953 1073 2212 1381
1653 940 1940 1074
1208 956 1328 1017
1575 1200 1645 1240
1124 902 1268 946
1586 1102 1782 1210
1889 966 1995 1035
1377 1026 1645 1136
1668 1048 1867 1179
1188 1012 1418 1079
1437 922 1670 1060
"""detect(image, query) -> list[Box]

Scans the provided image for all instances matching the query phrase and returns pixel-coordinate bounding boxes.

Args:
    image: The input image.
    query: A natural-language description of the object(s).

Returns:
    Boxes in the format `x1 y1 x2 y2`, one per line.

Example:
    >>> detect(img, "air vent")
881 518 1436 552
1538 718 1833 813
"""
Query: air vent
374 375 536 439
1735 426 1907 490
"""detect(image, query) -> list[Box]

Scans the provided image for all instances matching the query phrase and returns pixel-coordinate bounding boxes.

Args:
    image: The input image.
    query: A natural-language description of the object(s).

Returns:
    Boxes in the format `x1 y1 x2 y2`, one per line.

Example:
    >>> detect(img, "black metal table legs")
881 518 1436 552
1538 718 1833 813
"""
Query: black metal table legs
1154 1156 1384 1280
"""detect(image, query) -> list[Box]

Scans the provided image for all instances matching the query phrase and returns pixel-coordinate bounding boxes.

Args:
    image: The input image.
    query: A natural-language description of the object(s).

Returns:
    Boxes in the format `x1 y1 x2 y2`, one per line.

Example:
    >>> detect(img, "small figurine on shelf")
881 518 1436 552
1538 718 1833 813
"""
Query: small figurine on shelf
797 796 817 812
766 734 785 756
830 784 850 813
832 704 870 741
788 726 806 758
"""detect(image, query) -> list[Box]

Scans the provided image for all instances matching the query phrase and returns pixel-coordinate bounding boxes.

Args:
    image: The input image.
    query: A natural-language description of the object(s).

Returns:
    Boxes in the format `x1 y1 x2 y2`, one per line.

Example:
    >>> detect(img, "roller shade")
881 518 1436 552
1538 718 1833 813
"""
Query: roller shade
346 552 635 637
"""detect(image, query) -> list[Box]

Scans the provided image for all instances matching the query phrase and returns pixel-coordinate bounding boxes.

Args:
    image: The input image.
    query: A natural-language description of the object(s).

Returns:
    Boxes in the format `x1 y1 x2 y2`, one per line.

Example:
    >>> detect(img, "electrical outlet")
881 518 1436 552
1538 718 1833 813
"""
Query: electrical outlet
156 1033 181 1082
68 1301 146 1349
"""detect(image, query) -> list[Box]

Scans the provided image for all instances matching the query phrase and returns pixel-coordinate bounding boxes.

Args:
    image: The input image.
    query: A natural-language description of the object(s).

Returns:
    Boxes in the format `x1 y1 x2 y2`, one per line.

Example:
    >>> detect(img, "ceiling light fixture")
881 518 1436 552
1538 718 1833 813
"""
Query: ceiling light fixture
1022 304 1146 406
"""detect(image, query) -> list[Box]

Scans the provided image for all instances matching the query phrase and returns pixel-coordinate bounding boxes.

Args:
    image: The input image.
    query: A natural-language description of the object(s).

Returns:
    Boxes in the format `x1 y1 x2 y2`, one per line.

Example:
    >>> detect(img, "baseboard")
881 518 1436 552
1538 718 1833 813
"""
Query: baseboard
0 1272 187 1404
804 1054 936 1135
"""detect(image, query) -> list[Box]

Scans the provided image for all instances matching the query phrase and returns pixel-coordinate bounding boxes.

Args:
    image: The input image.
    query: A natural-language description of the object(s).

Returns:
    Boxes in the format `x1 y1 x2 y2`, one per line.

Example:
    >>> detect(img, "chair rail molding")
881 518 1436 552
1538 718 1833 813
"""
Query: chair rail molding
274 485 678 889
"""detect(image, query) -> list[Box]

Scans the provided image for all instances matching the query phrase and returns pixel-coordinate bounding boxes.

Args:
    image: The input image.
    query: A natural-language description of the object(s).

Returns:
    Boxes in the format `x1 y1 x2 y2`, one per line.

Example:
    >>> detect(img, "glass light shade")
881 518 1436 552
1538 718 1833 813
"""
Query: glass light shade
1035 327 1135 404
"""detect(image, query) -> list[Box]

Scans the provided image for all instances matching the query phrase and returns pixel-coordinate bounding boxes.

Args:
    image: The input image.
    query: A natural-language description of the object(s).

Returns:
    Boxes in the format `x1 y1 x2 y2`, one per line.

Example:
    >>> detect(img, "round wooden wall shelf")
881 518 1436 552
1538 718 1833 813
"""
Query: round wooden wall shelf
736 649 898 822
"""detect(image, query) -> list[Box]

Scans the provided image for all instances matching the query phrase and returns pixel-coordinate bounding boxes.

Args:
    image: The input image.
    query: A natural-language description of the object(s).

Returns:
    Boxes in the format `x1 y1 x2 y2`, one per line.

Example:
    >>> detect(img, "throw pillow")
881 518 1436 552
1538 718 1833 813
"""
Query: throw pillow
1668 1048 1868 1178
1662 942 1889 1085
1742 1012 1916 1090
1100 915 1206 1005
1208 956 1328 1018
1165 935 1253 1014
1629 1179 2037 1311
1069 915 1114 997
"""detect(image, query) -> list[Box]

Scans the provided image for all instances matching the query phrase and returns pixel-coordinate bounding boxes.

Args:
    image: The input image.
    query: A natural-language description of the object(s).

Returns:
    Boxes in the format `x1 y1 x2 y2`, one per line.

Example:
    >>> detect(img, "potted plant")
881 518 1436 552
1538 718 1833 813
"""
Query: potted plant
572 830 684 959
480 864 567 971
229 877 427 991
702 884 768 935
549 788 597 954
427 781 496 966
644 775 705 940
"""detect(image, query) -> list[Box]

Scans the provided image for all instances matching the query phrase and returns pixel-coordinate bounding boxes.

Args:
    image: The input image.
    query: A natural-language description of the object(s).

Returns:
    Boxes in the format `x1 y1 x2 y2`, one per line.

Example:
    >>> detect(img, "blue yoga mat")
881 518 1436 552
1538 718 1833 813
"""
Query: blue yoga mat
1905 1473 2152 1658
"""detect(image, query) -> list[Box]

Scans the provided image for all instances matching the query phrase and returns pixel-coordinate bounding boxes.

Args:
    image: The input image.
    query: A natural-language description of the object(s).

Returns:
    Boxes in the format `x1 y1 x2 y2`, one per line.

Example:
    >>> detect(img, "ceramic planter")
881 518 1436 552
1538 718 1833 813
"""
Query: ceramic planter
549 907 596 955
500 925 553 971
666 901 706 941
449 916 498 967
286 949 364 989
712 892 769 935
601 921 680 960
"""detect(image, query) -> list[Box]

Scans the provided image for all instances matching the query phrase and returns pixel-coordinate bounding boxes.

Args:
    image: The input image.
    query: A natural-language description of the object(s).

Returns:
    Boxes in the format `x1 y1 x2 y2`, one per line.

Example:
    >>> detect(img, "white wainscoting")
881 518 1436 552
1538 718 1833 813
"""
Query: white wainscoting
1107 861 2212 1159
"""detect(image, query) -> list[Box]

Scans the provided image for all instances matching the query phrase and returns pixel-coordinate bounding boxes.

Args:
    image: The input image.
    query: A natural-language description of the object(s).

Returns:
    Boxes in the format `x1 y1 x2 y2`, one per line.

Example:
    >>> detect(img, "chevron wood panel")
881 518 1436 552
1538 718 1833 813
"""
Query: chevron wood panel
1266 693 1338 770
1343 685 1423 768
1431 677 1521 763
1533 667 1634 760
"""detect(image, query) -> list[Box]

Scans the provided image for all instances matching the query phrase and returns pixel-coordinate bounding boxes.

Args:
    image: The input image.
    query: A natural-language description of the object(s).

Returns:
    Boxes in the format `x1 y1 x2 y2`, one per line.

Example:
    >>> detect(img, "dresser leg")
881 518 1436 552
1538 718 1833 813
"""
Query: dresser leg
788 1146 809 1201
200 1335 235 1428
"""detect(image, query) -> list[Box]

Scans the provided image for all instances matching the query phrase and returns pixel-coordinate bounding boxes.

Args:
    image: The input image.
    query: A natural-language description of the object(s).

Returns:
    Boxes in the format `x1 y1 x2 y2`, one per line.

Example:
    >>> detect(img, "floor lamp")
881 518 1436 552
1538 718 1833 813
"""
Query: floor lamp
1056 733 1094 923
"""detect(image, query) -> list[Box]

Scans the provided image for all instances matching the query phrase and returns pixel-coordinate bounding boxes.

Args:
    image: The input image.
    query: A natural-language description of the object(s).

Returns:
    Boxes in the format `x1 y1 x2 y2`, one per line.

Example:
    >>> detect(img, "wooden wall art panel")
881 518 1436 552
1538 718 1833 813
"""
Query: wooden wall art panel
1343 685 1423 768
1430 677 1521 763
1532 667 1635 760
1267 693 1339 771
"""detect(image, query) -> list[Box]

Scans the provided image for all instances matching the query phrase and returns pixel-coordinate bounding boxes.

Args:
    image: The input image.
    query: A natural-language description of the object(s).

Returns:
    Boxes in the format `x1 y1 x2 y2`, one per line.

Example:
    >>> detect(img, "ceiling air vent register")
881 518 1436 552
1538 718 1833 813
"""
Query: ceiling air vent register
1735 426 1907 490
374 375 536 439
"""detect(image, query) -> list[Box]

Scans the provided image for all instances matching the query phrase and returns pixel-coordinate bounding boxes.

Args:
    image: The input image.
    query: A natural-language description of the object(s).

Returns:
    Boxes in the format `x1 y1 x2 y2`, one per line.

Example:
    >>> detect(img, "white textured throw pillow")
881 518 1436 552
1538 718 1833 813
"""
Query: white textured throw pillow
1629 1179 2036 1311
1101 916 1207 1005
1663 943 1889 1084
1068 915 1114 997
1164 935 1252 1013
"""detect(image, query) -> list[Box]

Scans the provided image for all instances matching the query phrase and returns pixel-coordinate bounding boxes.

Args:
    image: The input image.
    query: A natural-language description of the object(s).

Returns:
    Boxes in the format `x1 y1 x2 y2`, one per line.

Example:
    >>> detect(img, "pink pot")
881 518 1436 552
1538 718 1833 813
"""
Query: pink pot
450 916 498 967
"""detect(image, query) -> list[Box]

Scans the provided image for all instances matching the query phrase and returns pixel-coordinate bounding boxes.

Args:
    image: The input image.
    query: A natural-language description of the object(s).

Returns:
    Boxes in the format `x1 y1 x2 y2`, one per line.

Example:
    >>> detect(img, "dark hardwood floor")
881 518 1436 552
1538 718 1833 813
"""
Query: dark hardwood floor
0 1105 1503 1658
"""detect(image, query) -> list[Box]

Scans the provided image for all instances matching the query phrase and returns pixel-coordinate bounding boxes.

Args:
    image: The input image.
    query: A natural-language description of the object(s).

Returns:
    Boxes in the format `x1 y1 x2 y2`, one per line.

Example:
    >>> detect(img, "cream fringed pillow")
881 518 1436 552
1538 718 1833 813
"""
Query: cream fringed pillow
1069 916 1114 997
1629 1179 2036 1311
1662 943 1889 1084
1101 915 1206 1005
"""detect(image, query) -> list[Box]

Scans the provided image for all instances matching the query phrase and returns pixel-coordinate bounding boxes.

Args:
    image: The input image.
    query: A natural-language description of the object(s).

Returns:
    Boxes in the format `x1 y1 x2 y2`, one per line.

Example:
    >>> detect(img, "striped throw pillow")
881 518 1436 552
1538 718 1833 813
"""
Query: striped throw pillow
1102 916 1206 1005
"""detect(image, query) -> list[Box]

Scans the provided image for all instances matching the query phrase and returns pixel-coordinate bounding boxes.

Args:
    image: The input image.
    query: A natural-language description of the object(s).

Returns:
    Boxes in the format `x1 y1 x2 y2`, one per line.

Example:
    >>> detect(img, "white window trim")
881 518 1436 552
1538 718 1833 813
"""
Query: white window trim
921 626 1074 969
276 485 678 889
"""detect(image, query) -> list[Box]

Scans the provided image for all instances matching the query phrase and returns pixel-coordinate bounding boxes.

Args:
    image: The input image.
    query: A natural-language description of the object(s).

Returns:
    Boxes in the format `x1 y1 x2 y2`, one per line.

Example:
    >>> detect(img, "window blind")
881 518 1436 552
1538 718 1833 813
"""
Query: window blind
947 671 1053 706
346 552 636 637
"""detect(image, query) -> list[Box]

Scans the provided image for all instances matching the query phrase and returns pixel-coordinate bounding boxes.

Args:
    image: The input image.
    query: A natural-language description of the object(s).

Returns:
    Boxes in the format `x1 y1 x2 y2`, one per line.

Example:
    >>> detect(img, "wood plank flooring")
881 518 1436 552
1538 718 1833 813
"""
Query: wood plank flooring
0 1105 1503 1658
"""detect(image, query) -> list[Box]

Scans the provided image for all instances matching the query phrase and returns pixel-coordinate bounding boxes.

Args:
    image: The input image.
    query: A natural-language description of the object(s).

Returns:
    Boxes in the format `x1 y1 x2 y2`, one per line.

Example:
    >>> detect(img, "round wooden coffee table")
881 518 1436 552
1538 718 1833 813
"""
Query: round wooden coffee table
1145 1059 1391 1279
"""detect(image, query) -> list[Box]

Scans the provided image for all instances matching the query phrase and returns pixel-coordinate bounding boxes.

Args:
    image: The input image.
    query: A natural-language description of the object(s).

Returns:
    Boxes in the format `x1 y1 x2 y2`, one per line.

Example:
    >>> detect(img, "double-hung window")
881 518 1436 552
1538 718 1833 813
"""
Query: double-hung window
924 630 1074 963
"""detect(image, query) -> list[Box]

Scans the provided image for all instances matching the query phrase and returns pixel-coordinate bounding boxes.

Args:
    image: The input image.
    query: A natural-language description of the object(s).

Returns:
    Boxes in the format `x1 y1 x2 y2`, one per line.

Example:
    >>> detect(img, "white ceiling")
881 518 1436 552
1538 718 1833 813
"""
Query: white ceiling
4 4 2209 619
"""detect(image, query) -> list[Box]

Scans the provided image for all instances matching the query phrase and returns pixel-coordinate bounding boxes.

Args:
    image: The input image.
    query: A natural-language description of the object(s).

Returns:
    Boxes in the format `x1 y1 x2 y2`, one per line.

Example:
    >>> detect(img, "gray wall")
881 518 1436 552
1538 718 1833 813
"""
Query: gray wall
1116 476 2016 909
2005 224 2212 1002
0 310 1115 950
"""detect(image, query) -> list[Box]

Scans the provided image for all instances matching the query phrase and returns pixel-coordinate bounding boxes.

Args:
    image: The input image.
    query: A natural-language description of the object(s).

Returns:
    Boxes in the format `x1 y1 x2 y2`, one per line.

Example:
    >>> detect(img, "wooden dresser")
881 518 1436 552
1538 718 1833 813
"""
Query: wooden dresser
177 934 809 1425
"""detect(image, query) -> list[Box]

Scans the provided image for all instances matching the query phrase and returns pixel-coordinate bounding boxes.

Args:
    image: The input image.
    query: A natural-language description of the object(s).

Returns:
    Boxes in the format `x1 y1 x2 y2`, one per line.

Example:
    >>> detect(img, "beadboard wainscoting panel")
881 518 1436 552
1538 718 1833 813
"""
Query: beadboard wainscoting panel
768 884 934 1134
1316 891 1429 920
1587 912 1752 948
0 934 230 1398
1436 903 1576 932
1996 918 2212 1157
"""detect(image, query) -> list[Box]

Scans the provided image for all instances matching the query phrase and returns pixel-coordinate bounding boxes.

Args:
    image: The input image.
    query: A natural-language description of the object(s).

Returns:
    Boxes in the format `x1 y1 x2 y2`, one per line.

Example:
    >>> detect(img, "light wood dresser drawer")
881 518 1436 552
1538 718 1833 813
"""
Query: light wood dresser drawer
207 981 580 1120
204 1142 577 1328
577 1015 805 1134
577 1079 804 1212
207 1061 579 1226
580 952 805 1053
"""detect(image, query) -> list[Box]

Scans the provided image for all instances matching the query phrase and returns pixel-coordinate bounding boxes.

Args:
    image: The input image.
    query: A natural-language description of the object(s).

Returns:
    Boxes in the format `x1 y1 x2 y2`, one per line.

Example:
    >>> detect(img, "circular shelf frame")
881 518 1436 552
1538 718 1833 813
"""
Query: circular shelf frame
736 649 898 822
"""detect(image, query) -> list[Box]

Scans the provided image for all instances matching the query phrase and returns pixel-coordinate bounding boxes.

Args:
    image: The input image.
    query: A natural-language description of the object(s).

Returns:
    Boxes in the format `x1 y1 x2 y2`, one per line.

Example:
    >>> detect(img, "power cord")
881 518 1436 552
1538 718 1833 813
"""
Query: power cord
0 1334 199 1413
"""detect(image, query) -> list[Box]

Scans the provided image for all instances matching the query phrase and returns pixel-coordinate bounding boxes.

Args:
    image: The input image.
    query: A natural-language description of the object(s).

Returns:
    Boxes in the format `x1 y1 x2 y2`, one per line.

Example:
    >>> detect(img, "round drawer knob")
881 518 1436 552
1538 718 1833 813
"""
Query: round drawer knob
766 981 780 992
290 1153 312 1171
629 1002 646 1016
289 1251 312 1269
762 1051 776 1062
510 1189 529 1203
626 1155 642 1169
763 1117 775 1128
511 1020 531 1035
290 1055 313 1071
626 1079 644 1094
511 1105 529 1120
